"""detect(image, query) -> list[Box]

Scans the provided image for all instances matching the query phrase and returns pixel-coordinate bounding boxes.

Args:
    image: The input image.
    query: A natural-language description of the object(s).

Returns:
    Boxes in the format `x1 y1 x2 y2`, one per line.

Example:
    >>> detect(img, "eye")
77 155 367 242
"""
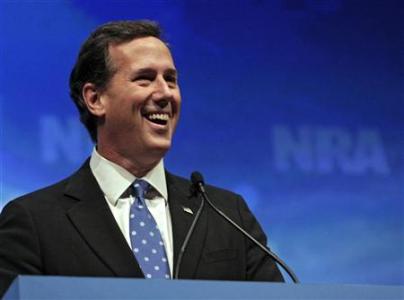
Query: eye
134 75 153 81
133 75 154 86
165 75 177 87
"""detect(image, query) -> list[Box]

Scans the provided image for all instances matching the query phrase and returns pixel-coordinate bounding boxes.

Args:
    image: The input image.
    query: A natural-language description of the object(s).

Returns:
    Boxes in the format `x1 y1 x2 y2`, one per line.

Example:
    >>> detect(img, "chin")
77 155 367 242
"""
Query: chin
147 139 172 155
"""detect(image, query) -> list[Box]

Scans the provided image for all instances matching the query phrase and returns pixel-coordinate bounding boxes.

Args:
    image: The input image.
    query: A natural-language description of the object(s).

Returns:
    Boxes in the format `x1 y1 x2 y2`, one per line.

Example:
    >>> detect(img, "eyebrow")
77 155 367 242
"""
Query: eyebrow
134 67 178 76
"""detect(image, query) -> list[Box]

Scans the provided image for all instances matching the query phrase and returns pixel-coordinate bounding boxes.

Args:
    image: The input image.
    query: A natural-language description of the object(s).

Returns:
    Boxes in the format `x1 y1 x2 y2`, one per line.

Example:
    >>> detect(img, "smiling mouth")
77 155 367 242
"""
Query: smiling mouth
144 113 169 125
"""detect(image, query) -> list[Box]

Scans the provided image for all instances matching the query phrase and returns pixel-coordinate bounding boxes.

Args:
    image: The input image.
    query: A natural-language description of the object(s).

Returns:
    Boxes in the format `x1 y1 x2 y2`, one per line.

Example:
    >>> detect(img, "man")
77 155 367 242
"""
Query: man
0 20 283 295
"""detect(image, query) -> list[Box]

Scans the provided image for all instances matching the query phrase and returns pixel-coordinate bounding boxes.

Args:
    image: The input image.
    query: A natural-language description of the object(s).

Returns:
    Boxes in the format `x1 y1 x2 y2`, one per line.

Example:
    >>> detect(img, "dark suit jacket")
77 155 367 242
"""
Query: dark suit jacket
0 161 283 295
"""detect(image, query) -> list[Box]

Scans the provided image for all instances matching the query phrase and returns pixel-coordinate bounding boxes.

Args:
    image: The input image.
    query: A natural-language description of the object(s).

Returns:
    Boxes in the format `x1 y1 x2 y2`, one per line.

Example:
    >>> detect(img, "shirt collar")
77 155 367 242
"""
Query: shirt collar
89 148 168 206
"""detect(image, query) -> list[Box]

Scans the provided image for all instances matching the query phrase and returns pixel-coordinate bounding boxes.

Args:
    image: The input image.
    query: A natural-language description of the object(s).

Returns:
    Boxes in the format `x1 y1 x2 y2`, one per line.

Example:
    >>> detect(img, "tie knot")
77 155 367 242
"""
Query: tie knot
133 179 149 199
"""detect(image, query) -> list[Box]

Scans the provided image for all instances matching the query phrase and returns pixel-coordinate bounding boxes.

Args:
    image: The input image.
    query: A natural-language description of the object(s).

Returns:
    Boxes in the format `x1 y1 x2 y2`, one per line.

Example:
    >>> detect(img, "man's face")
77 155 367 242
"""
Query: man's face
98 36 181 160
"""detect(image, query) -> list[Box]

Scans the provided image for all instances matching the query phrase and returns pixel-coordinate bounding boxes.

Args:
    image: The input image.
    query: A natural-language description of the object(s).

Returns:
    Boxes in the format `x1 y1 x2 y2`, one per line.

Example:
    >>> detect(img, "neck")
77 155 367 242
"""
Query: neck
96 145 162 178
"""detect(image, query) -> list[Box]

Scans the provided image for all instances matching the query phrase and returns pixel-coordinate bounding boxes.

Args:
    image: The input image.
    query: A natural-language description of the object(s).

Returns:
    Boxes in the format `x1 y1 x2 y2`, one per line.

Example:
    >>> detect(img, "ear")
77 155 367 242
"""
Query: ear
82 82 106 117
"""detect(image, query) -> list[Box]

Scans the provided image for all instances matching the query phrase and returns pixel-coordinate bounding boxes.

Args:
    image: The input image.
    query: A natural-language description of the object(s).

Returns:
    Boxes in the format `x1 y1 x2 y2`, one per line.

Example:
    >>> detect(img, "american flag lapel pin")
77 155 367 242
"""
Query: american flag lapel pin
182 206 193 215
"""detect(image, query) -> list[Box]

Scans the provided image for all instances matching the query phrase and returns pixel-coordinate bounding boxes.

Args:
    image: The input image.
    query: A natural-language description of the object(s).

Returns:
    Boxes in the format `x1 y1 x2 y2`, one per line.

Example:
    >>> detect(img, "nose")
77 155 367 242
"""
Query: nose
153 77 173 109
154 76 173 99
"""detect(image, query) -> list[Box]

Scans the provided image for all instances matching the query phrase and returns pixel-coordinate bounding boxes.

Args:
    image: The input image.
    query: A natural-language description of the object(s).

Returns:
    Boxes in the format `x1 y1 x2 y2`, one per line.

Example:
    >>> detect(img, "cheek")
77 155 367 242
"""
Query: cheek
105 103 135 126
114 94 142 117
174 94 182 111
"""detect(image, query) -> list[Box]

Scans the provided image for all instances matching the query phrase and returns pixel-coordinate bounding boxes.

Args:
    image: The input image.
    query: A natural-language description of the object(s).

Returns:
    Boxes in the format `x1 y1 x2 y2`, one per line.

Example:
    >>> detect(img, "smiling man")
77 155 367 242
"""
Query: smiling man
81 35 181 176
0 20 283 296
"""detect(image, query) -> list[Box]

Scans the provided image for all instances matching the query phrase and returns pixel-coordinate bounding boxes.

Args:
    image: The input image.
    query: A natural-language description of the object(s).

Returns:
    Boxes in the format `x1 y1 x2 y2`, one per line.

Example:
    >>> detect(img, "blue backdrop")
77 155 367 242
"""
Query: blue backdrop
1 0 403 285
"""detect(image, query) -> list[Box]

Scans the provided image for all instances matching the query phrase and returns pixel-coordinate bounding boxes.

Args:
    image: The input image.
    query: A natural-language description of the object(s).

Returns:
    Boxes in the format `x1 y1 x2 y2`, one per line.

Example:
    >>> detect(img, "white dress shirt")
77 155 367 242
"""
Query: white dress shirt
89 149 174 275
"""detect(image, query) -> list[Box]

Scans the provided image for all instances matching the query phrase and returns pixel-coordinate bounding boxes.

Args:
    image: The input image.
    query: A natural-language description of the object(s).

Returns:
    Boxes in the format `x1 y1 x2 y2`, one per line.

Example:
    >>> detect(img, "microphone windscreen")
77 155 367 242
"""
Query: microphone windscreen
191 171 204 186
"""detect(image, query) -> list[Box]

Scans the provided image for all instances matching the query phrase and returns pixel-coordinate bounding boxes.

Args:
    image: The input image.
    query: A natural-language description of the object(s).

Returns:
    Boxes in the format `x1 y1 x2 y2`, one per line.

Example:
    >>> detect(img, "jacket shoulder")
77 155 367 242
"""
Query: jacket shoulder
4 160 91 211
7 177 69 209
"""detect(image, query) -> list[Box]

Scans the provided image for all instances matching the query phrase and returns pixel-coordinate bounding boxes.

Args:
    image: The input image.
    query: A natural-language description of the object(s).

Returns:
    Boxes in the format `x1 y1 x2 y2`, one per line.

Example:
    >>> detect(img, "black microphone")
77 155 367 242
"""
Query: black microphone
190 171 300 284
173 177 205 279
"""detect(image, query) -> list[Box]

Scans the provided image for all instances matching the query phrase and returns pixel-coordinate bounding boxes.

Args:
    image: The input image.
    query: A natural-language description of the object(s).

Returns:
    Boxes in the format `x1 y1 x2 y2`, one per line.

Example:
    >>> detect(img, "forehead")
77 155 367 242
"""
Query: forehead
108 36 175 70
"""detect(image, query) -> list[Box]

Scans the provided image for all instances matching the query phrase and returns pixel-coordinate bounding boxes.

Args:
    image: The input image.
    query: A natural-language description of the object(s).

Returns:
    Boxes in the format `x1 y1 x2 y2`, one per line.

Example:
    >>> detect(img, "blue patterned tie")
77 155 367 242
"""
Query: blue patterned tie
129 179 170 279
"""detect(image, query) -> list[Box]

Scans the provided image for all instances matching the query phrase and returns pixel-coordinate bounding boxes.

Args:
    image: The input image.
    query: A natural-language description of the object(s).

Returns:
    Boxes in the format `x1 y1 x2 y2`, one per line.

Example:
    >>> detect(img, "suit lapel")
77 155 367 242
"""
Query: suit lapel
166 172 207 279
64 161 143 277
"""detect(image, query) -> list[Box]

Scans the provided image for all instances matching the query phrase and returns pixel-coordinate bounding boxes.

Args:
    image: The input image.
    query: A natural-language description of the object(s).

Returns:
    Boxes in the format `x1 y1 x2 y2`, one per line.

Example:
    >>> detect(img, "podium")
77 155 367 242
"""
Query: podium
3 276 404 299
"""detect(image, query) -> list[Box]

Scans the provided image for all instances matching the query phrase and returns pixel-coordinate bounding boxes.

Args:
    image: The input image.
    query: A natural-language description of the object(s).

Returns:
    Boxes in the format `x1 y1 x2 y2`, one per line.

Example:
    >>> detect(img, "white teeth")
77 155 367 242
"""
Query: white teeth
148 113 169 121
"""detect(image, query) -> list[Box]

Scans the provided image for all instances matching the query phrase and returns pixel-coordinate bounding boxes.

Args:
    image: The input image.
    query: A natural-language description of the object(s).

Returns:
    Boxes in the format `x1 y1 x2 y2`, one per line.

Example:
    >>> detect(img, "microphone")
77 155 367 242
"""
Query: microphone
173 177 205 279
190 171 300 283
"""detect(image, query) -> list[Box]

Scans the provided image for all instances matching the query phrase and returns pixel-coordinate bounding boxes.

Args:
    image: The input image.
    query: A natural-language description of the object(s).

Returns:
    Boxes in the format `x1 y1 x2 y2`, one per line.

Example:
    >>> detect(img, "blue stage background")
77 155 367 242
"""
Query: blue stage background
0 0 403 284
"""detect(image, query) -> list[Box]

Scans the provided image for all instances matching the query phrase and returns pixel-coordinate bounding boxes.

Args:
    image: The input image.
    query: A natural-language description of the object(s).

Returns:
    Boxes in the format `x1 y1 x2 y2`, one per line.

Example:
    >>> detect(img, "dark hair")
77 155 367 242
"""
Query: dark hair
69 20 162 142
